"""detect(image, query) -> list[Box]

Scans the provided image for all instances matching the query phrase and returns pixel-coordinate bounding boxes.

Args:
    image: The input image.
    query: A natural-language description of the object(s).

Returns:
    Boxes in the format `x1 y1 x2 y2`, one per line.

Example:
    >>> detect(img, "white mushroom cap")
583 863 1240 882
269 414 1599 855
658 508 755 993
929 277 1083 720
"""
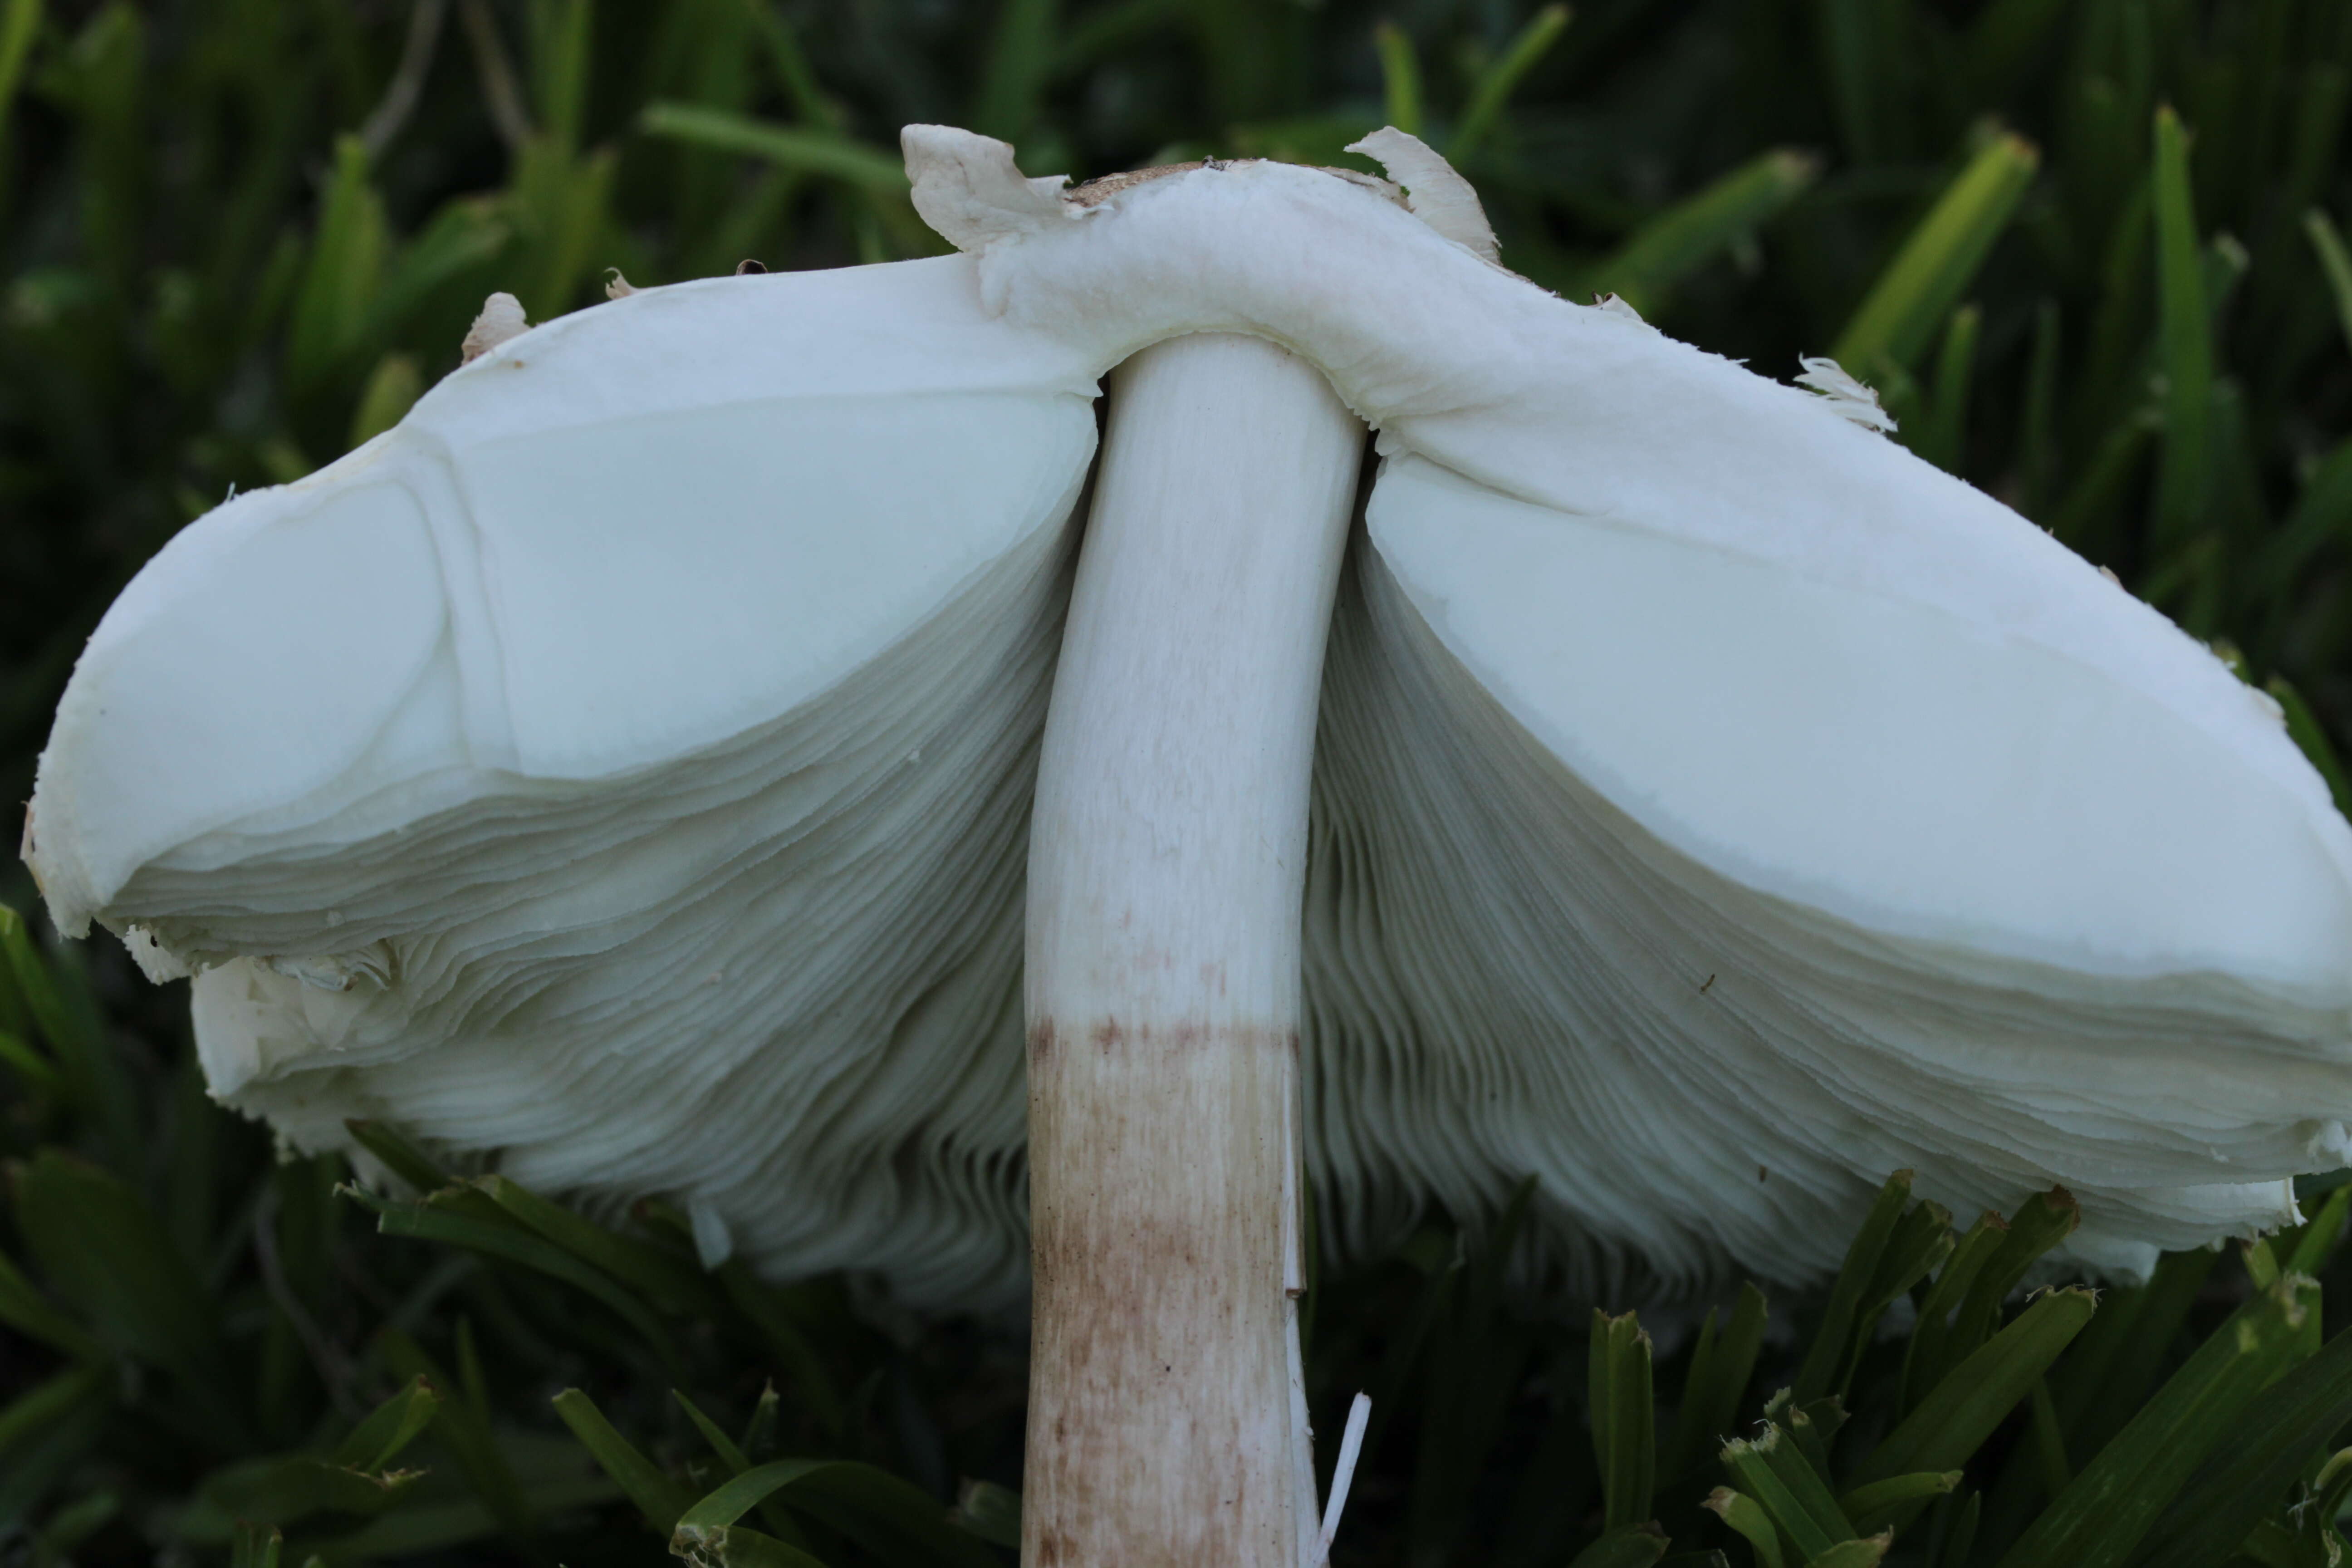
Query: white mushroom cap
31 256 1097 1305
28 126 2352 1304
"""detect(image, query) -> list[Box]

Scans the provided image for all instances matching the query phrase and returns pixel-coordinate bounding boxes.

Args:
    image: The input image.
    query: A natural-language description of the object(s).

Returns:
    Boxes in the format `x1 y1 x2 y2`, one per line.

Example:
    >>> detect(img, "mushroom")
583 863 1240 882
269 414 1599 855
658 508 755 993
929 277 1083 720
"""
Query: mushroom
27 125 2352 1566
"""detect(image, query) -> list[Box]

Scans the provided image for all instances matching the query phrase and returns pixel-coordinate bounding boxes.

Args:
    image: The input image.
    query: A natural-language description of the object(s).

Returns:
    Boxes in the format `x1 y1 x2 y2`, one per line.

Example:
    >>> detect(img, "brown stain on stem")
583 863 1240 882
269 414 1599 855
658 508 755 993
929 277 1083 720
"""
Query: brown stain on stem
1023 1012 1304 1564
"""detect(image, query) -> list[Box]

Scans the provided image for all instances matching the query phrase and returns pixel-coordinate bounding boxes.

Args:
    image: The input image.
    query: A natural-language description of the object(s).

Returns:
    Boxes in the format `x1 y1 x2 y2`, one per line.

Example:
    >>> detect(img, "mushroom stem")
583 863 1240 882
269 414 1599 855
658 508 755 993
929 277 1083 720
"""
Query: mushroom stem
1026 331 1365 1565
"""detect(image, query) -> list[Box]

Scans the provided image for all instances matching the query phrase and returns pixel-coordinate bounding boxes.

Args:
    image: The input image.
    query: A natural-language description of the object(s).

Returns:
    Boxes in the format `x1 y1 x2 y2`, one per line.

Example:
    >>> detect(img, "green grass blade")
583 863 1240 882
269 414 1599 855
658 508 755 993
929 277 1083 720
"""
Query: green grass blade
507 135 618 316
2132 1306 2352 1568
759 1460 1001 1568
331 1375 441 1472
674 1392 818 1548
1792 1172 1913 1405
1813 0 1882 163
2145 534 2223 642
1724 1428 1849 1560
1915 304 1981 474
1567 1524 1672 1568
715 1260 846 1438
1855 1288 2096 1487
676 1391 756 1475
230 1523 281 1568
0 907 134 1162
2313 1448 2352 1535
347 352 421 450
973 0 1054 141
1449 3 1569 161
638 103 909 192
1705 1488 1787 1568
673 1524 831 1567
0 1364 109 1459
1664 1283 1769 1480
529 0 593 153
0 1246 100 1360
1583 149 1820 317
343 1118 454 1194
278 1476 622 1559
2244 1236 2280 1292
374 1329 537 1541
2306 207 2352 358
2200 232 2249 333
2025 1376 2068 1495
2248 436 2352 608
0 0 42 150
186 1456 422 1534
1803 1537 1890 1568
2049 402 2161 554
1937 1189 2078 1382
2267 674 2352 822
0 921 31 1044
1841 1200 1955 1397
357 1187 683 1371
31 1492 119 1565
2017 299 2061 517
740 1380 781 1459
1901 1210 2005 1413
737 0 837 128
1929 1492 1980 1568
2289 1185 2352 1278
1781 1398 1844 1482
1839 1471 1960 1538
2053 1243 2217 1456
2151 104 2211 554
1830 132 2040 376
1761 1423 1848 1545
471 1174 722 1317
550 1387 696 1531
10 1148 219 1376
1591 1310 1656 1530
285 134 389 387
367 195 511 337
951 1479 1021 1548
1723 1442 1835 1562
1228 113 1385 167
673 1457 842 1541
1995 1279 2317 1568
2281 52 2350 225
1375 21 1424 137
1491 1375 1597 1562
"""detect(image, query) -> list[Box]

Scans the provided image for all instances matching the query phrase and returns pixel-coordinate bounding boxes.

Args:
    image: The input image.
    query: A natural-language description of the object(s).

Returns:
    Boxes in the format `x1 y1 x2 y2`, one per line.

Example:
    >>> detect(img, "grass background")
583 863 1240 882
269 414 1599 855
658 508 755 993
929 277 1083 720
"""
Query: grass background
8 0 2352 1564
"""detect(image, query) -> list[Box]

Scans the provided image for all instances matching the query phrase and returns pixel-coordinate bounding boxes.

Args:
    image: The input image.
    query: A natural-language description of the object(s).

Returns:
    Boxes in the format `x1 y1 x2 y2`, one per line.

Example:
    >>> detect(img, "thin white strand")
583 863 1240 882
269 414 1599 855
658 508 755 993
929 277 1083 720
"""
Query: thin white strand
1317 1392 1372 1560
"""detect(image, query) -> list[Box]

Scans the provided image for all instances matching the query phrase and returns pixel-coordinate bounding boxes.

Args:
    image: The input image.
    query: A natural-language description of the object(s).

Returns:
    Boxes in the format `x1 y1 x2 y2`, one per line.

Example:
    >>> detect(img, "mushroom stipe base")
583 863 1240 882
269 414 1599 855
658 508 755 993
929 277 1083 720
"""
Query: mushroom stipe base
1026 1020 1305 1564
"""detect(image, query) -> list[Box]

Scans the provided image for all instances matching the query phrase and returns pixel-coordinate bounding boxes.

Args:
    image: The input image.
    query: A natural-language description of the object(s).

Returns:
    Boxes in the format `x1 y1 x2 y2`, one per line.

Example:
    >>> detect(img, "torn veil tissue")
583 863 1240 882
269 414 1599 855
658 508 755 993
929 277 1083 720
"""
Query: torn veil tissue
690 1196 737 1269
460 292 530 363
1795 354 1899 432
